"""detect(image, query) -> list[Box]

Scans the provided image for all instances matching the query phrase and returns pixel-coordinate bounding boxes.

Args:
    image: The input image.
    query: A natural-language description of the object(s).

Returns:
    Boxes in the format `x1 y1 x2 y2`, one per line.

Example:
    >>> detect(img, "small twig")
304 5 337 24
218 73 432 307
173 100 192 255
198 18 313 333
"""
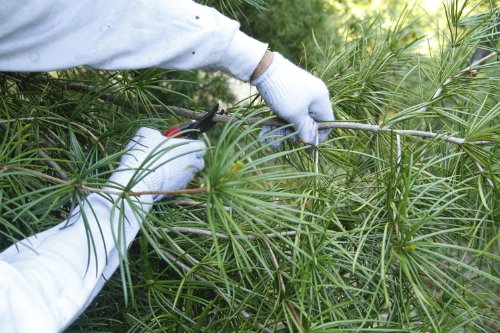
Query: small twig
0 117 44 124
475 161 494 188
47 129 68 148
384 51 497 129
38 150 69 181
168 199 232 212
392 207 400 242
161 227 298 240
396 134 402 167
70 122 106 153
162 249 203 278
460 51 497 75
165 240 216 275
79 185 206 196
261 237 303 332
1 165 69 185
0 165 206 196
41 135 58 149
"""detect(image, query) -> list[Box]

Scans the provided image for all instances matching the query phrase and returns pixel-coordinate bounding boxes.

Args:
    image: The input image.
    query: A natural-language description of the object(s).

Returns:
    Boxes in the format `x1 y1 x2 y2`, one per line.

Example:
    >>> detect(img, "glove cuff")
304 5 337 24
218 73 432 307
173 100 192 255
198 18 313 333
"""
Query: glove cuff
218 30 268 81
250 53 297 117
250 52 285 86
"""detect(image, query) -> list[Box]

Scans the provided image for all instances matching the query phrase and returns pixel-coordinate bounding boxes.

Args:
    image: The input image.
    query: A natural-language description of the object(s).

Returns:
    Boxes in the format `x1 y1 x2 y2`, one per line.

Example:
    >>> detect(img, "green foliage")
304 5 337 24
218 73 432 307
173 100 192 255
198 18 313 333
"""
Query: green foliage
1 0 499 332
237 0 336 63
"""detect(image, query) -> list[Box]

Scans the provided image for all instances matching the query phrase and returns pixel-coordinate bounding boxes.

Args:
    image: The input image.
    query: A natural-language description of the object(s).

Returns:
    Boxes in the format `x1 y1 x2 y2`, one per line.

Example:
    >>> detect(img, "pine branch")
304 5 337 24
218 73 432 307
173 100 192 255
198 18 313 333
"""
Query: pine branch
45 78 496 146
0 165 68 185
317 122 494 145
0 165 206 196
38 150 69 181
162 227 299 240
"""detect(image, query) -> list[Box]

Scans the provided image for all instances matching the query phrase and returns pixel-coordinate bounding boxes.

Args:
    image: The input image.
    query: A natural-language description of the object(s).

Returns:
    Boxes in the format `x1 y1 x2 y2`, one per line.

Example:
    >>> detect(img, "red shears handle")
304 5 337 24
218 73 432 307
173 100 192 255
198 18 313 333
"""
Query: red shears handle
163 103 220 139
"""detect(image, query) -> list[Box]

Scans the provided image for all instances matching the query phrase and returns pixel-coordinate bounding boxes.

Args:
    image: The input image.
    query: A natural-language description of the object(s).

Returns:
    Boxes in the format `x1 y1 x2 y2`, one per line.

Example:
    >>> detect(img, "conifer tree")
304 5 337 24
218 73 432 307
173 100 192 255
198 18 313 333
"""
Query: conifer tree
0 0 498 332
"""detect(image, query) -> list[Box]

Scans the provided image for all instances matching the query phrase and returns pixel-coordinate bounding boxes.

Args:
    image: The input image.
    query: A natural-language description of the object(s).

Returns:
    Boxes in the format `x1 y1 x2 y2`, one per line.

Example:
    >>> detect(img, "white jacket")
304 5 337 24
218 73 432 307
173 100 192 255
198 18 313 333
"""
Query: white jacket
0 1 266 332
0 0 267 81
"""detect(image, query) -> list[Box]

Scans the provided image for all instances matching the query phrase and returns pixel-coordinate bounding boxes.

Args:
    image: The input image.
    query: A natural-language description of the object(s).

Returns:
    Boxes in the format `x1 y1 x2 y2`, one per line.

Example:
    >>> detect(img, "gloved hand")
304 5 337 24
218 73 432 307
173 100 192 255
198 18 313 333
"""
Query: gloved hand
107 127 206 201
251 52 334 145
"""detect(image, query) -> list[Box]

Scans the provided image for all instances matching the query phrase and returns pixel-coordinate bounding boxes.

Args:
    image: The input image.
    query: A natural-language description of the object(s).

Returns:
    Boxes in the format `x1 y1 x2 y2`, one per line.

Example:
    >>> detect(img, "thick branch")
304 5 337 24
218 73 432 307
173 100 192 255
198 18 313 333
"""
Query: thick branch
51 78 496 146
317 122 494 145
1 111 494 147
51 80 285 127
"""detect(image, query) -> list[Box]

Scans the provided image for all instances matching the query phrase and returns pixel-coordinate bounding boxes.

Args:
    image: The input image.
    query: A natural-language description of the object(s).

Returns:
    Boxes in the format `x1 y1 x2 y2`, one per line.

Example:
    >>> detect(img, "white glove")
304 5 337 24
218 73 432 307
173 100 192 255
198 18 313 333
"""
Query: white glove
251 52 334 145
107 127 206 201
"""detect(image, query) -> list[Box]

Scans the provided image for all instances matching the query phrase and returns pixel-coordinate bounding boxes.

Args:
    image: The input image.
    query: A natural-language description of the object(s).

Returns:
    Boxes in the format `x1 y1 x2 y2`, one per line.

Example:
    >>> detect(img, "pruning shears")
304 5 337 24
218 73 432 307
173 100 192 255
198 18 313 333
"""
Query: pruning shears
163 103 220 139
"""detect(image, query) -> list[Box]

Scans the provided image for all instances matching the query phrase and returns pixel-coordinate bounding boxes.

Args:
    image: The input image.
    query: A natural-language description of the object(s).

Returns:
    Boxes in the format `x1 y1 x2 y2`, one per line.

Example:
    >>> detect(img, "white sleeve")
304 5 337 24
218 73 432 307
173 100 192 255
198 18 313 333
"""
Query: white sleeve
0 0 267 81
0 192 154 333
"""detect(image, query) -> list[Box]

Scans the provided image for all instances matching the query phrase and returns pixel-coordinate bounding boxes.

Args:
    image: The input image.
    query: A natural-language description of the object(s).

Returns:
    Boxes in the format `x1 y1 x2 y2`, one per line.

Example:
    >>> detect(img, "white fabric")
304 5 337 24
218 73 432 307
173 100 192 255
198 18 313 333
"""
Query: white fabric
252 53 334 144
0 128 205 332
0 0 267 81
